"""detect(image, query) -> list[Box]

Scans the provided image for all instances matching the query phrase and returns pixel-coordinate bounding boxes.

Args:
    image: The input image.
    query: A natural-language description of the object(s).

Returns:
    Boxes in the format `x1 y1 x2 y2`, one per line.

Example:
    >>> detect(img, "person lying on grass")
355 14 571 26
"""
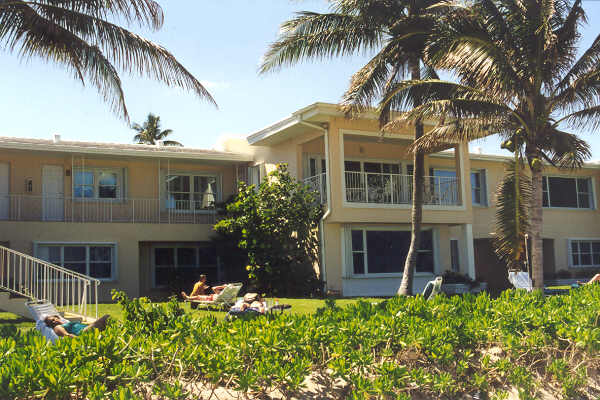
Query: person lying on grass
43 314 110 338
233 292 265 314
578 274 600 286
180 274 225 302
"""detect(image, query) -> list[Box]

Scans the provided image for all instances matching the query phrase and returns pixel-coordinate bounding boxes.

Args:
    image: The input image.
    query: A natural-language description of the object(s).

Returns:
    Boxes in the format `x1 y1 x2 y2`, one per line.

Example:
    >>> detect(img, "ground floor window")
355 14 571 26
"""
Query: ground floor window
152 244 217 287
569 240 600 267
350 229 434 275
36 243 115 280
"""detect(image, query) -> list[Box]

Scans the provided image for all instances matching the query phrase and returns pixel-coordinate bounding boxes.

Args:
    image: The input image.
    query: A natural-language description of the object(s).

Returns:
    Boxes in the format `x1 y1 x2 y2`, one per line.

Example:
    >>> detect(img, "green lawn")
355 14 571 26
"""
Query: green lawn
0 297 382 331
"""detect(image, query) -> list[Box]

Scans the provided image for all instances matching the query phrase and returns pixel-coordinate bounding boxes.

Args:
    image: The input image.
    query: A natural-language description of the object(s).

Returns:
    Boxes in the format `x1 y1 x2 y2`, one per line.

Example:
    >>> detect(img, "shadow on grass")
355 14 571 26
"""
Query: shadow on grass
0 316 32 325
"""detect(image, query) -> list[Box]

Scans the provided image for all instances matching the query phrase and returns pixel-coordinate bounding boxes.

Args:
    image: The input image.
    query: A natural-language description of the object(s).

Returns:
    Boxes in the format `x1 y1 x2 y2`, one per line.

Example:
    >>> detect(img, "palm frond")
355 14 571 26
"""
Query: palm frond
259 12 382 74
162 140 182 147
537 128 591 170
493 159 532 270
0 1 215 121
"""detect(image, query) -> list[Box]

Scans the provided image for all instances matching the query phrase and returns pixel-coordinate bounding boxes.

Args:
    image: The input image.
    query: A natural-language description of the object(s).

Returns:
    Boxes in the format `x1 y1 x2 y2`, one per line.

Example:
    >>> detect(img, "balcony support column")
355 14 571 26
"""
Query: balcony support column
460 223 476 279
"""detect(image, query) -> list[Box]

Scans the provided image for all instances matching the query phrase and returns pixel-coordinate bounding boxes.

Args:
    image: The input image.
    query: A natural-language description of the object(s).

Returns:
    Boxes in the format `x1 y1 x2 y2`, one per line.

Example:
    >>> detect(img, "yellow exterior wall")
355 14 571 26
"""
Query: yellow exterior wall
0 221 216 301
470 158 600 272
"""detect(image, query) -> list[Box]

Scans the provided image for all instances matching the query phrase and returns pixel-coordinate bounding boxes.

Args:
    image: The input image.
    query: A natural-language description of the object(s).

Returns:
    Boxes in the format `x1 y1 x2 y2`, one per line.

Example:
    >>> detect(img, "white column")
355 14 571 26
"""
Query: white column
461 223 476 279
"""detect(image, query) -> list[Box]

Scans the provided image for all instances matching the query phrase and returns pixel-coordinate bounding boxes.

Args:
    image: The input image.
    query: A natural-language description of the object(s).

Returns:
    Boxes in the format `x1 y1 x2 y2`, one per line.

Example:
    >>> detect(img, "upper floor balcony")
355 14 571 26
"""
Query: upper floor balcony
0 194 217 224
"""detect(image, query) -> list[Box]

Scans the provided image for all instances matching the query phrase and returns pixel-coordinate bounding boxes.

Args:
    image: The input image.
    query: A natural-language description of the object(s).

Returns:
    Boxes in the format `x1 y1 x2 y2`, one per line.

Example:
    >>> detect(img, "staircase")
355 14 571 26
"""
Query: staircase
0 245 99 321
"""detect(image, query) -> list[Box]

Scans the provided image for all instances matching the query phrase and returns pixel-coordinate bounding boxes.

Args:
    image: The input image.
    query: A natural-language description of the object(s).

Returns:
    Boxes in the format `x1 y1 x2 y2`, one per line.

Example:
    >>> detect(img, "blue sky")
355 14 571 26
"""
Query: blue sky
2 1 600 158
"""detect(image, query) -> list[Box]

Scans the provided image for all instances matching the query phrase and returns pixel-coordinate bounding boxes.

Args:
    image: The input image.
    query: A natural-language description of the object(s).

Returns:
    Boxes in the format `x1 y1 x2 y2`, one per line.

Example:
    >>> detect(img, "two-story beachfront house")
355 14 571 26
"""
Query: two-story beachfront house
1 102 600 304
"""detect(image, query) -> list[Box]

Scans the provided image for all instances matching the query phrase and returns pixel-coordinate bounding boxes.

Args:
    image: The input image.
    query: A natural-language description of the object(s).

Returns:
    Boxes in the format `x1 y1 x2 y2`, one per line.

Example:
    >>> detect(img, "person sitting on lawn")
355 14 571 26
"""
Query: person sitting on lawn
181 274 225 301
43 314 110 338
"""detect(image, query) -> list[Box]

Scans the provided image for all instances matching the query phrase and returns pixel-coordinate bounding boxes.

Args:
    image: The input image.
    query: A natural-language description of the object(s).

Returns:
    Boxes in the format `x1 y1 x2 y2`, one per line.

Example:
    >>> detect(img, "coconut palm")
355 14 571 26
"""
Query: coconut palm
132 113 181 146
260 0 454 296
381 0 596 289
0 0 215 121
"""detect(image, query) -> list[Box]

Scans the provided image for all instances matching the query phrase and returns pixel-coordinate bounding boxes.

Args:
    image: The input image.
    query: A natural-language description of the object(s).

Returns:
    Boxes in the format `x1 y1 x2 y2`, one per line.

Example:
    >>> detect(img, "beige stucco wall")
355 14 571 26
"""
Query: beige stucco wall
470 158 600 273
0 149 238 200
0 221 216 302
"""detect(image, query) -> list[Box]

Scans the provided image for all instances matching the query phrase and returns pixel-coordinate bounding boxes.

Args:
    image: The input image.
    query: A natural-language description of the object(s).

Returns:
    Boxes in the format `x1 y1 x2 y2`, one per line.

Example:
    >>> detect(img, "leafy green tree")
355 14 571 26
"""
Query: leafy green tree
214 164 324 296
260 0 453 295
132 113 181 146
0 0 215 121
383 0 596 288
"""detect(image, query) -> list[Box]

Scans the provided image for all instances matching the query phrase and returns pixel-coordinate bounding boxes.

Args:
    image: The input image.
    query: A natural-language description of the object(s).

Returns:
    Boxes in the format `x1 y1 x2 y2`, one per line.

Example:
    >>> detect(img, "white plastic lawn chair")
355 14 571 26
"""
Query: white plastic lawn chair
422 276 443 300
508 271 533 292
189 282 243 310
26 301 66 344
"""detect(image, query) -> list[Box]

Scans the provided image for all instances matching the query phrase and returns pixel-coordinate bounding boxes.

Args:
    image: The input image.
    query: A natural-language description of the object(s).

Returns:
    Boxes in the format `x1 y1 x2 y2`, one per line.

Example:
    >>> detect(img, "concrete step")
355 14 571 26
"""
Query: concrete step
0 291 31 320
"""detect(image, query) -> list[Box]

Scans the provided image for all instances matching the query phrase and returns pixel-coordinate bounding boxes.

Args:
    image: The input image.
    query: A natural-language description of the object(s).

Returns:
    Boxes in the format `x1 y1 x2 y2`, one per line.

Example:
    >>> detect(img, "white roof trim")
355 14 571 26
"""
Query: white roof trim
0 138 253 162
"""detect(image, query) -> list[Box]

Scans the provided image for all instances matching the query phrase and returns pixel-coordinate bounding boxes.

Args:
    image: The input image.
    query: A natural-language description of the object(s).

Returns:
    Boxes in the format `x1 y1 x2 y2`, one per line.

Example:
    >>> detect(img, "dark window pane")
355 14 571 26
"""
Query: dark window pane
580 242 591 253
406 165 414 175
155 267 175 286
548 177 577 207
450 240 460 272
99 186 117 198
351 230 364 251
353 253 365 274
416 230 434 273
64 262 86 275
581 254 592 265
344 161 361 172
594 254 600 265
542 177 547 191
571 242 579 253
98 172 117 186
90 263 112 279
321 159 327 173
155 248 174 266
364 162 382 173
38 246 61 263
198 246 217 265
472 188 481 204
177 248 196 267
90 247 111 262
572 253 580 266
382 164 400 174
577 178 590 193
64 246 85 262
74 186 94 198
309 159 317 176
592 242 600 253
543 192 549 207
167 175 190 192
366 231 409 274
578 194 590 209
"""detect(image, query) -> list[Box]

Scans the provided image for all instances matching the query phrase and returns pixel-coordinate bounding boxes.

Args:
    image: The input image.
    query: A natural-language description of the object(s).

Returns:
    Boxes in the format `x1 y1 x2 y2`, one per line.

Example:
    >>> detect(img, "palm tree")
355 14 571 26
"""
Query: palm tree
260 0 453 296
0 0 215 121
381 0 597 289
132 113 181 146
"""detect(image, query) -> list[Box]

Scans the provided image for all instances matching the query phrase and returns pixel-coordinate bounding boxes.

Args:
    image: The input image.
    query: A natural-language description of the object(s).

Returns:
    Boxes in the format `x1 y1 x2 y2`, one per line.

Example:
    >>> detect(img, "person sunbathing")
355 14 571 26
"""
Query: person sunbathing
578 274 600 285
237 292 265 313
43 314 110 338
181 274 225 301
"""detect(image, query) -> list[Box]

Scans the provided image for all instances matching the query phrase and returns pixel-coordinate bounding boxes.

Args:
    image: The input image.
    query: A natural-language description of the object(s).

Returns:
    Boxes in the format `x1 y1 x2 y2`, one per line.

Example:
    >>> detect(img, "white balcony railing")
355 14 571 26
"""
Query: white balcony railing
303 173 327 204
0 195 217 224
344 171 460 206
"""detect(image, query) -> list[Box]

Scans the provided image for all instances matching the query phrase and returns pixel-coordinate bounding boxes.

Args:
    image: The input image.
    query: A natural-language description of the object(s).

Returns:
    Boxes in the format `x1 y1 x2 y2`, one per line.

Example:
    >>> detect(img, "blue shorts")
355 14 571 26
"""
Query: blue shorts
61 321 87 336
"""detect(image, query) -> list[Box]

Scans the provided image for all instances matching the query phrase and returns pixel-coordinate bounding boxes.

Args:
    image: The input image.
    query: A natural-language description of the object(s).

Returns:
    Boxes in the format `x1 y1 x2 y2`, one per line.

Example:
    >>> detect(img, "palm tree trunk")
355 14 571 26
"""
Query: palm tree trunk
529 167 544 290
397 57 424 296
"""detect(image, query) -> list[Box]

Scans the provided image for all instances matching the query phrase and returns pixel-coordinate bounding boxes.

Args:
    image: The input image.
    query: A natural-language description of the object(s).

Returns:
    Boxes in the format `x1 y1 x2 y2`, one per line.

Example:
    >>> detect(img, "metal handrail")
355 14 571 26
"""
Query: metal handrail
0 245 99 319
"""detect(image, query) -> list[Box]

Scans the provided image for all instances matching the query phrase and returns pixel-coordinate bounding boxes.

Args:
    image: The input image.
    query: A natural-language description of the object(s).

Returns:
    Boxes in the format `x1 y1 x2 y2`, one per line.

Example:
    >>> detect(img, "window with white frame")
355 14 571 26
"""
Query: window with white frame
166 174 219 210
542 176 593 208
350 229 434 275
345 160 401 203
36 243 116 280
74 169 123 199
152 244 217 287
569 240 600 267
471 170 487 206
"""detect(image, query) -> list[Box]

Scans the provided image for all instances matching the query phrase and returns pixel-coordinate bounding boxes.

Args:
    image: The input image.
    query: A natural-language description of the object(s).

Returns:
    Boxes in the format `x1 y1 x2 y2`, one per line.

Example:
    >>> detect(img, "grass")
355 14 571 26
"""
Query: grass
0 297 381 331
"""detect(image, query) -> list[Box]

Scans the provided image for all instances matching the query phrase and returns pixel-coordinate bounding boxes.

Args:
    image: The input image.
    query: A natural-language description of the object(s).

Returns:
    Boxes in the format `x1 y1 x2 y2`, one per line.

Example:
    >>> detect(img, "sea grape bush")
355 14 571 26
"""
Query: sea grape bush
1 287 600 399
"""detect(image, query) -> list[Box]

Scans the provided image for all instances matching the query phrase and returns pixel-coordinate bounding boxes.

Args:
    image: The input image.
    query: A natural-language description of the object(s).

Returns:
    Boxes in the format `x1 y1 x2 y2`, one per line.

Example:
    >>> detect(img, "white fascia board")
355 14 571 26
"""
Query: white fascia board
0 141 253 162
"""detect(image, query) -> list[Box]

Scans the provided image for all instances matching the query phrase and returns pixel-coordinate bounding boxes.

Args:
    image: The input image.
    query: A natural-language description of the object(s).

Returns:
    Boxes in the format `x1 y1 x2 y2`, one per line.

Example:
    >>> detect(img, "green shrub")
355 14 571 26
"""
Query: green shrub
1 286 600 399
